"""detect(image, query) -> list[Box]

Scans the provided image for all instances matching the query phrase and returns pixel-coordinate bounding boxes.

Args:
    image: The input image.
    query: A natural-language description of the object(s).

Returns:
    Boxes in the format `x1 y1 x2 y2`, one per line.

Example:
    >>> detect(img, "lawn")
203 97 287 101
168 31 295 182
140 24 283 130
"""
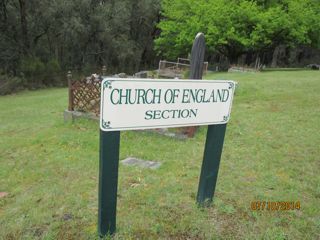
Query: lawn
0 70 319 239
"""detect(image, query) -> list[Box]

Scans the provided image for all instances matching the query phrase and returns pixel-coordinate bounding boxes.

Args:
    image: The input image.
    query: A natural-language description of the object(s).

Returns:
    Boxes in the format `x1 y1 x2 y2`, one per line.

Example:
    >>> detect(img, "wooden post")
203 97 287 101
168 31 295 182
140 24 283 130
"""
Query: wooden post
203 62 208 75
185 33 206 137
102 65 107 76
158 60 161 74
197 124 227 205
193 33 227 206
98 130 120 236
67 71 73 111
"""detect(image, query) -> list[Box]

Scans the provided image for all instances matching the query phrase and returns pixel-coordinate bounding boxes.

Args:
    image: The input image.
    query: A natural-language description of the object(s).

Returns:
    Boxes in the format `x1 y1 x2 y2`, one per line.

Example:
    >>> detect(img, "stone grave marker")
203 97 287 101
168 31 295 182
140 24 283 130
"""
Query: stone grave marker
121 157 161 169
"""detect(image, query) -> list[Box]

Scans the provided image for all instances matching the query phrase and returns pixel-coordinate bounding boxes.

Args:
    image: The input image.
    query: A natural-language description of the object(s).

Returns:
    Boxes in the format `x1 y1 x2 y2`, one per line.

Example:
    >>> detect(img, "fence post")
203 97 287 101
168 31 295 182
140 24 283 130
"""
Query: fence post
204 62 208 75
102 66 107 76
67 70 73 111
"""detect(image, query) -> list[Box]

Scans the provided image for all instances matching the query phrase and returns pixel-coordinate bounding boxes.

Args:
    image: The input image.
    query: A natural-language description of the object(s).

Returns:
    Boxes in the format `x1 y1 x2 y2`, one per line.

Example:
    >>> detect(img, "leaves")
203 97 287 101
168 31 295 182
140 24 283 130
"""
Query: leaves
0 0 161 75
155 0 320 61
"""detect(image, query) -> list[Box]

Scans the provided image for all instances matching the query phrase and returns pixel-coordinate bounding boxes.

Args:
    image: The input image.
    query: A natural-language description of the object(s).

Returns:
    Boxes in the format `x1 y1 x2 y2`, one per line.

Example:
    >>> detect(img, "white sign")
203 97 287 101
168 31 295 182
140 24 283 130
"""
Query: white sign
100 78 235 131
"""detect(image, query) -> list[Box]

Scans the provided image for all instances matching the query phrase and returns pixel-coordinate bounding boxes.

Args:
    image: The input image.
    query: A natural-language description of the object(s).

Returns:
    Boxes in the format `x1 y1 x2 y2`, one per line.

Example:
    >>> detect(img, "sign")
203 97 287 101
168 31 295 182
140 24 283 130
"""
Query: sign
100 78 235 131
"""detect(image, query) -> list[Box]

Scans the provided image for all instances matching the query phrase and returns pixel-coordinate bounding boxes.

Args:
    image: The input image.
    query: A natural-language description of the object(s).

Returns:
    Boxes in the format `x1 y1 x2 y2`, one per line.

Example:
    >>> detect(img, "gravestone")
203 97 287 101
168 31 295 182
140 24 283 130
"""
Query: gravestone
134 71 148 78
184 32 206 137
121 157 161 169
190 32 206 79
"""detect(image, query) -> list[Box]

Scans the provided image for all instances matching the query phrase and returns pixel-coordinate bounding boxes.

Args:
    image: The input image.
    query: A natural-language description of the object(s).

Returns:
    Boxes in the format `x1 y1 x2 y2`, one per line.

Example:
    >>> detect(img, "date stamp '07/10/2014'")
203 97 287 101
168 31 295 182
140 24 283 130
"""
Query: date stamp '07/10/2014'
251 201 301 211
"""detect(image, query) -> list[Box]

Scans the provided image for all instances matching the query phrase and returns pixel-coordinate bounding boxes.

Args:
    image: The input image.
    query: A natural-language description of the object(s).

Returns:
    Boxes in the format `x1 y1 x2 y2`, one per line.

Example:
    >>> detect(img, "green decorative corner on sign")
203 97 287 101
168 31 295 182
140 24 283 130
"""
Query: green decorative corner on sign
228 82 234 89
102 120 112 129
103 80 113 90
223 115 229 121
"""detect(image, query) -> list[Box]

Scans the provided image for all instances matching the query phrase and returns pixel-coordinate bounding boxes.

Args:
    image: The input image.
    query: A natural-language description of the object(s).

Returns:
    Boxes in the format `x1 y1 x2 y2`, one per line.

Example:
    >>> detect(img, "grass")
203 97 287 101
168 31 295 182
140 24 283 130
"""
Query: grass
0 70 319 239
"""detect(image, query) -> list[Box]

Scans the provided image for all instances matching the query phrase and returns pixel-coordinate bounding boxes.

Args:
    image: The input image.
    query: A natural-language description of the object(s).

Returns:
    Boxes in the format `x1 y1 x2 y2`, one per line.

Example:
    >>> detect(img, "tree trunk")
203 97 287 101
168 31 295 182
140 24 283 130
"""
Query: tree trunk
0 0 7 26
271 46 280 68
18 0 29 55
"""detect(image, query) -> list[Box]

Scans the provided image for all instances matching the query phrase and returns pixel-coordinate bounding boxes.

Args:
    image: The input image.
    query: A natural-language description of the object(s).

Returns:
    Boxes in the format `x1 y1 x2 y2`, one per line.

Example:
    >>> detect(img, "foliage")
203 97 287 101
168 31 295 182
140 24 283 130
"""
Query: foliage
43 58 62 85
18 56 63 87
1 71 320 239
46 59 61 75
20 56 46 78
0 74 23 95
155 0 320 62
0 0 161 80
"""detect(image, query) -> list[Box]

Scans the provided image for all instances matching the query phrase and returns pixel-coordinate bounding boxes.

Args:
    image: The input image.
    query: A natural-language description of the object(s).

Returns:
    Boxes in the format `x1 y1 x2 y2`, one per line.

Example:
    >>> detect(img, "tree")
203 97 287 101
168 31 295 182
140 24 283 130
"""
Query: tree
18 0 29 54
155 0 320 65
0 0 161 83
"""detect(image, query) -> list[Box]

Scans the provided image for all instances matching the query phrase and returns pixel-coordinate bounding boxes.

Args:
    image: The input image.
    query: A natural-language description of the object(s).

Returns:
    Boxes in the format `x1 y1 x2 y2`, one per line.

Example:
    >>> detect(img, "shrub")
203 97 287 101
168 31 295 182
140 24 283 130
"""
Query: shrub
20 56 45 78
0 74 23 95
46 58 61 74
43 58 62 86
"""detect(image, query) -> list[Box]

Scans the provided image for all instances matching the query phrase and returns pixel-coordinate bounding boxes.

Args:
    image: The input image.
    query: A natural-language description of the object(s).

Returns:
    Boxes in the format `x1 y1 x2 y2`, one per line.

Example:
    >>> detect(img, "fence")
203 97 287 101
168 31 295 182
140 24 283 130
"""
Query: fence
228 66 259 73
177 57 191 65
67 59 209 116
158 59 208 78
67 72 102 116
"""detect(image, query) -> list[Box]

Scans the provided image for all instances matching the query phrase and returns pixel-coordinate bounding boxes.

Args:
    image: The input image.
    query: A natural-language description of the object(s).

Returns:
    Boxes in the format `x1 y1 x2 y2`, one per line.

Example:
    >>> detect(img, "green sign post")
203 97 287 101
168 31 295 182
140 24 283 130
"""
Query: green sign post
196 124 227 205
97 33 235 237
97 78 235 236
98 130 120 236
98 117 229 236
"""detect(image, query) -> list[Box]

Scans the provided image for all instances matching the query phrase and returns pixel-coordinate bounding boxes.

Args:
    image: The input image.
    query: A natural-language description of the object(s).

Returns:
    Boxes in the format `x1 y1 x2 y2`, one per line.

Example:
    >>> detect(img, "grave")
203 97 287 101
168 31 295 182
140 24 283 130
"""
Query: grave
121 157 161 169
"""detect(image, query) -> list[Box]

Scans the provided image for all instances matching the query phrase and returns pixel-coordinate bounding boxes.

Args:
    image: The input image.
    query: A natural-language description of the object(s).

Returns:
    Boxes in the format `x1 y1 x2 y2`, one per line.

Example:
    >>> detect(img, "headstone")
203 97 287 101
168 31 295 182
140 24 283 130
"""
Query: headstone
118 73 127 78
121 157 161 169
190 33 206 79
307 64 320 70
185 32 206 137
134 71 148 78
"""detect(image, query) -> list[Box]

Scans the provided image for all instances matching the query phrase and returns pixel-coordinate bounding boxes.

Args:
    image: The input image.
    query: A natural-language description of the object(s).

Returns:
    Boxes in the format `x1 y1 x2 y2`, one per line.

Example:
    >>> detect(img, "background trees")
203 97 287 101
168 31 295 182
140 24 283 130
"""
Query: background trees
155 0 320 67
0 0 161 89
0 0 319 94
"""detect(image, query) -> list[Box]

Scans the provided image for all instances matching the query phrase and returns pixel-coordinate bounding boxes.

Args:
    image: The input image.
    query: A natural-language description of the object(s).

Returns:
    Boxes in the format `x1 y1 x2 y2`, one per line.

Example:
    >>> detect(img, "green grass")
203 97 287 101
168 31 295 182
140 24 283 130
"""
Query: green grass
1 70 319 239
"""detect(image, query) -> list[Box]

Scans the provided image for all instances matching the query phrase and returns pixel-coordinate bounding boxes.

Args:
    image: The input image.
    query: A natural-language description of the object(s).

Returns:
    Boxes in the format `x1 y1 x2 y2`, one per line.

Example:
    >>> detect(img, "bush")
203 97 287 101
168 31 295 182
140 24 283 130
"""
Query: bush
43 58 62 86
46 58 61 74
0 57 65 95
0 74 23 95
20 56 45 78
19 57 65 87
